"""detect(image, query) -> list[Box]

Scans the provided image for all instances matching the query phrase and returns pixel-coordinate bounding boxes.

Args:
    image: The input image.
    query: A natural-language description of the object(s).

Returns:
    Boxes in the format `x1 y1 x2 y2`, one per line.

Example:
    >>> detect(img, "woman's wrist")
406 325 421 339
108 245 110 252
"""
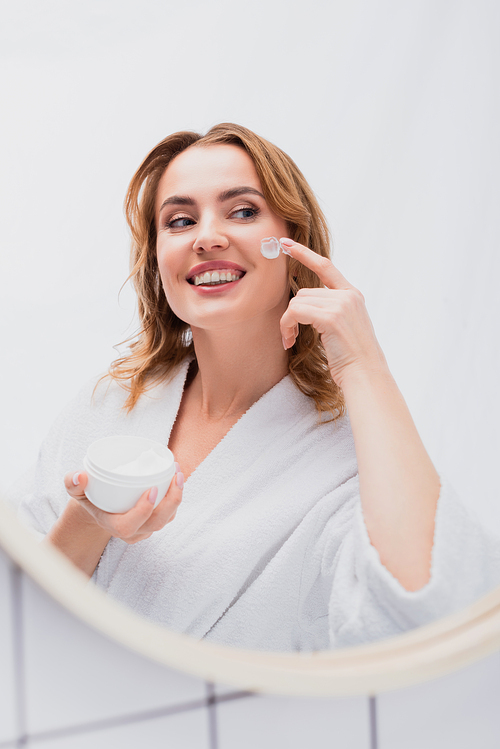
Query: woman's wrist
335 360 394 399
45 498 112 577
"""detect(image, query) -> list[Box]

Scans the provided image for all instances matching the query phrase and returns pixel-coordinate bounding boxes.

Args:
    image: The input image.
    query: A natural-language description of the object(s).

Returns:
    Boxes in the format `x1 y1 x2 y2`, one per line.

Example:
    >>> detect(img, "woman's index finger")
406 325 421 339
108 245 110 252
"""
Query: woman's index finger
280 238 354 290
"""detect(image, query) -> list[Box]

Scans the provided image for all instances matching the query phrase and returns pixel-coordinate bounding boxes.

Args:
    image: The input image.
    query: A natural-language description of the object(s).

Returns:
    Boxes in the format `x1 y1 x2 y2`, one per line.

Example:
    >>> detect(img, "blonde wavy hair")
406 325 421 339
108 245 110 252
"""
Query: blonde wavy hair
108 123 345 419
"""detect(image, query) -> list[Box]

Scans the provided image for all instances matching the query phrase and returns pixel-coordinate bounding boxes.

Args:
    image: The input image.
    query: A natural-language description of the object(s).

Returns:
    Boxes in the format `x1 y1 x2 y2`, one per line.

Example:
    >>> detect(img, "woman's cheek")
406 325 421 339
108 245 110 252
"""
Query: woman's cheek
261 264 291 309
157 245 183 284
160 279 191 323
156 256 180 305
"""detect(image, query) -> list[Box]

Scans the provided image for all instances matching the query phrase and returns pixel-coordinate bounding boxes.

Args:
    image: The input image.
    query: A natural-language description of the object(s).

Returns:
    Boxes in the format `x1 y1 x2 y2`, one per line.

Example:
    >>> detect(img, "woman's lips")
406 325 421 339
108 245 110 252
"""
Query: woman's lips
190 269 244 286
186 260 246 282
190 275 244 294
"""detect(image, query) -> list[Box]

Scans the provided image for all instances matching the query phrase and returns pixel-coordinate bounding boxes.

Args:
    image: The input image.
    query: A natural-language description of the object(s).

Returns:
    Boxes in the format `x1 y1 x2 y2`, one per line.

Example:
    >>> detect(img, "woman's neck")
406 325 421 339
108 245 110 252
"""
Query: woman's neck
188 320 289 421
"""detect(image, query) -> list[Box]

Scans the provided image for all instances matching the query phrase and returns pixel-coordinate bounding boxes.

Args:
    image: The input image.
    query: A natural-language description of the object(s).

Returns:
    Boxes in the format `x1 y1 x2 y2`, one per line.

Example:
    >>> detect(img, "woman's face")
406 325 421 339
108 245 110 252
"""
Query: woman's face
155 144 290 335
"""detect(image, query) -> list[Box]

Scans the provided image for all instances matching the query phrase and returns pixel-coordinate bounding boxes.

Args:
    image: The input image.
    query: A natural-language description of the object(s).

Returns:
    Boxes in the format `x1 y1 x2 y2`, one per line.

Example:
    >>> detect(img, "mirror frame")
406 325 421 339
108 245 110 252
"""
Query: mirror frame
2 497 500 697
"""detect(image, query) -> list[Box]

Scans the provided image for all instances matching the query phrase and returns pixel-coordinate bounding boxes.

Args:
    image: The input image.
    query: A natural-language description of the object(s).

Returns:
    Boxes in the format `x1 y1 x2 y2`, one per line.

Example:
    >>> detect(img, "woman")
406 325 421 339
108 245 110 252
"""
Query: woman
19 123 499 651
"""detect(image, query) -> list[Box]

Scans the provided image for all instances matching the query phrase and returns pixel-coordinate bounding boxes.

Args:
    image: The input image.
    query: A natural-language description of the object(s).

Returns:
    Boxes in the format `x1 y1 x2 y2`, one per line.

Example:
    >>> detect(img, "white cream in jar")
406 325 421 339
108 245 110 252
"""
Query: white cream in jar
83 436 175 513
113 449 169 476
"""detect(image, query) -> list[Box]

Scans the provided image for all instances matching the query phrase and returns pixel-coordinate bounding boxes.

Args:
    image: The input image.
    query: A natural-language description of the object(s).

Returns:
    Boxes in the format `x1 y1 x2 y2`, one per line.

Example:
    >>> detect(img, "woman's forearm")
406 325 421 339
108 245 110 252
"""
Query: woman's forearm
44 498 112 578
341 366 440 592
278 240 440 591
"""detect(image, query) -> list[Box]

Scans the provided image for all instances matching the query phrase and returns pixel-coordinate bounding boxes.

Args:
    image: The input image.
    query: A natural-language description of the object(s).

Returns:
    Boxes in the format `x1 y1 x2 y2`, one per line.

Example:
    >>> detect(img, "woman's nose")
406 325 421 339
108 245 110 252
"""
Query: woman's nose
192 216 229 254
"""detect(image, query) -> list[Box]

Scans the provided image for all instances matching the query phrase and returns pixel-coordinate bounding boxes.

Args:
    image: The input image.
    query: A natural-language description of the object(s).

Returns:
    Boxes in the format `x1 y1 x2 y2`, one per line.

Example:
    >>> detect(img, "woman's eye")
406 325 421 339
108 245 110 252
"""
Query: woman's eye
232 207 258 220
167 216 195 229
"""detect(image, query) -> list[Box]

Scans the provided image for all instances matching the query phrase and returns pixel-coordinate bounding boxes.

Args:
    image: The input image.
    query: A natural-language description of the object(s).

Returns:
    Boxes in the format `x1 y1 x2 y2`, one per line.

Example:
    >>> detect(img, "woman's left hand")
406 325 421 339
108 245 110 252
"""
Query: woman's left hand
279 238 388 388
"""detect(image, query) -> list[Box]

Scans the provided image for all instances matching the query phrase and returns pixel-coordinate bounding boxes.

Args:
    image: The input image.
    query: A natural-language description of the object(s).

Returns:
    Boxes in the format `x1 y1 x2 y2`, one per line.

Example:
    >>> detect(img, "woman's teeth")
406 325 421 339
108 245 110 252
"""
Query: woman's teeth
192 270 243 286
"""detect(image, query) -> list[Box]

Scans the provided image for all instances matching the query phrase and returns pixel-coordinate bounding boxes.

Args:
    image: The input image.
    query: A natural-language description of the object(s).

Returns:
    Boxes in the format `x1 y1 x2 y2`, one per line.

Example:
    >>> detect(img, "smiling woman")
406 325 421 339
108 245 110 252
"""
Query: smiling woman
15 123 500 652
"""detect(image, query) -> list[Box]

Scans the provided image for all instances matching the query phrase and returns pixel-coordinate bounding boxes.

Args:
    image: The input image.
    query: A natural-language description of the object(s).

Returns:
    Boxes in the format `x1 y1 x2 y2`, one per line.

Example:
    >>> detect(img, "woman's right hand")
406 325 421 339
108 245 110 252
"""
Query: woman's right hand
63 467 184 545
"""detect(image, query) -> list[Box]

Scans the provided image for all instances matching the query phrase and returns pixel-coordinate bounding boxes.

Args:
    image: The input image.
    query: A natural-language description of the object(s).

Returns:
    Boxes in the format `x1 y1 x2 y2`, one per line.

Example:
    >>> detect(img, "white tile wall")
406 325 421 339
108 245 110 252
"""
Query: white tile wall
21 574 207 734
216 693 371 749
377 652 500 749
0 547 499 748
0 549 17 744
26 708 210 748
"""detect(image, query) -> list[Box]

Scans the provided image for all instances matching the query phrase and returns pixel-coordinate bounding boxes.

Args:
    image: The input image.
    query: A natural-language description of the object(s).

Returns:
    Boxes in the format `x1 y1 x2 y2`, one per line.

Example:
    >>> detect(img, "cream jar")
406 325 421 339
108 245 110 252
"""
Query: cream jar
83 436 175 513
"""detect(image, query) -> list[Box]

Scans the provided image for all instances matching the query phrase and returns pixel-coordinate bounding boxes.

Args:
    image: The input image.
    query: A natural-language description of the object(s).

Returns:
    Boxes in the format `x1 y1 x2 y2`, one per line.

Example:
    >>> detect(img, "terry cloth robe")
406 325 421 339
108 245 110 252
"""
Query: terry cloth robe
14 358 500 652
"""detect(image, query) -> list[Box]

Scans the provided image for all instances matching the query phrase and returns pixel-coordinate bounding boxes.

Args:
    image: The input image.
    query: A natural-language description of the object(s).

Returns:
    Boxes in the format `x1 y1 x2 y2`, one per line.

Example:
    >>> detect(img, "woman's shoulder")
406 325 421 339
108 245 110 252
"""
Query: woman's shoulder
265 376 357 480
50 373 129 432
282 376 355 445
38 374 128 465
45 360 190 454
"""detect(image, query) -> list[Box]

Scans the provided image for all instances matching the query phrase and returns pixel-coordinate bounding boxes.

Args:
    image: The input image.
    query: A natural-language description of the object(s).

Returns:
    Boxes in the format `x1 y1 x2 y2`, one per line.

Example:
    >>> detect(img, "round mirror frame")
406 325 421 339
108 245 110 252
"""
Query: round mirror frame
2 497 500 697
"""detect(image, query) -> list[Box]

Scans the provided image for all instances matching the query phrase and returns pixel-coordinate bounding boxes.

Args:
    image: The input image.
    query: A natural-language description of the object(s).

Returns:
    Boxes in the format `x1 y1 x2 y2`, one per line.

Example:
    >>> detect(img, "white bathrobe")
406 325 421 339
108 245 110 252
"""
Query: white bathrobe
15 359 500 652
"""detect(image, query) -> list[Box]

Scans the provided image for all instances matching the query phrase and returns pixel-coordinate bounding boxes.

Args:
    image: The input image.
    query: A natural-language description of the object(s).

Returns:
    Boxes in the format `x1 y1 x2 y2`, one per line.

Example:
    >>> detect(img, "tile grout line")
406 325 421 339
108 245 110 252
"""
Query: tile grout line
206 682 218 749
16 687 256 744
23 697 210 744
10 564 27 747
369 696 378 749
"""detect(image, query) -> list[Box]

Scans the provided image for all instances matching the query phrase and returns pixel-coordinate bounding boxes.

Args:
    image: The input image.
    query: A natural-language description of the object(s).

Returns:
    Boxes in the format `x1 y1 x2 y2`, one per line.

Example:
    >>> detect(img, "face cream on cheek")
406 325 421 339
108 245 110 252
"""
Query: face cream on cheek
260 237 292 259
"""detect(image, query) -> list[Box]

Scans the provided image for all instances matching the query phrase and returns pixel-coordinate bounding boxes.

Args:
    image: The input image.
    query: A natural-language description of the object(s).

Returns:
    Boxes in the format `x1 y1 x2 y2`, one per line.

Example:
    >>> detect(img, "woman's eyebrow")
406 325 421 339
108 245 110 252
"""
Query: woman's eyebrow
158 186 265 215
159 195 195 213
217 186 265 202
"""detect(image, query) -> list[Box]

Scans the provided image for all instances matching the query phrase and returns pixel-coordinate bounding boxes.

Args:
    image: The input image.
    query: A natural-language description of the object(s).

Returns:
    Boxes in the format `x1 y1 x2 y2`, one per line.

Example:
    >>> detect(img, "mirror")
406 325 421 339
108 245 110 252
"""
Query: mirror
2 497 500 696
2 1 499 661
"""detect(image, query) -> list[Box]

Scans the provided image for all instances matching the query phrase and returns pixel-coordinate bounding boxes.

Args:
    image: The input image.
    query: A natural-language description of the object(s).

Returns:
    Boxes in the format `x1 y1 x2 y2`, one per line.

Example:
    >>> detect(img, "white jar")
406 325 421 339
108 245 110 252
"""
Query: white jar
83 436 175 513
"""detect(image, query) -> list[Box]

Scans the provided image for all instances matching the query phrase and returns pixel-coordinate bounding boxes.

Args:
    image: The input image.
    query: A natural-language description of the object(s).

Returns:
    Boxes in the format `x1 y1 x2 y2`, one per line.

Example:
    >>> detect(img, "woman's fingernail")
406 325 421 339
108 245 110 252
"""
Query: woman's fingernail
72 472 80 486
280 237 294 247
282 336 288 350
148 486 158 504
174 461 181 473
176 472 185 489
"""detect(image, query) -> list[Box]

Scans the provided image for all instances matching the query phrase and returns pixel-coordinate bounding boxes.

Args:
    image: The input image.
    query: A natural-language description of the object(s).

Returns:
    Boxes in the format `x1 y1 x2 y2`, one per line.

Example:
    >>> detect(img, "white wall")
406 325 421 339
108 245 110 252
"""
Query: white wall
2 0 499 534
